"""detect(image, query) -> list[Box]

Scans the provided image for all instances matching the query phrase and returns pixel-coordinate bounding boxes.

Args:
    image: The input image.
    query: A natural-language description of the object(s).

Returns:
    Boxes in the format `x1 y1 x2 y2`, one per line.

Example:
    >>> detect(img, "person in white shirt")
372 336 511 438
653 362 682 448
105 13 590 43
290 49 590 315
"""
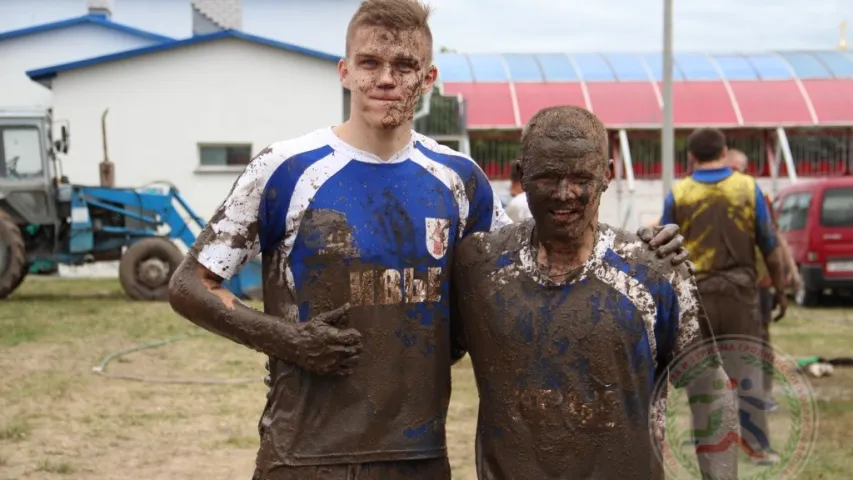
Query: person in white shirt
505 160 532 222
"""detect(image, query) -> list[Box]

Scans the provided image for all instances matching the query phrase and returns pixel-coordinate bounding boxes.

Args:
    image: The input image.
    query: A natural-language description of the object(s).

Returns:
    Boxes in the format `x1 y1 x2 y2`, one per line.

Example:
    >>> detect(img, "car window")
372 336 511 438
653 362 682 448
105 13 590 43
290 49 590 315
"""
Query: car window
821 187 853 228
778 192 811 231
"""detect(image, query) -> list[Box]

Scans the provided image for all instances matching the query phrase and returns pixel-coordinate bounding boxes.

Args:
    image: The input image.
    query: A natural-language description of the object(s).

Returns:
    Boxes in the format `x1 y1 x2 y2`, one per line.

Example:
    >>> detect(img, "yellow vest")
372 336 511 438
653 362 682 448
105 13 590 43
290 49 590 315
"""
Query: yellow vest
671 171 758 281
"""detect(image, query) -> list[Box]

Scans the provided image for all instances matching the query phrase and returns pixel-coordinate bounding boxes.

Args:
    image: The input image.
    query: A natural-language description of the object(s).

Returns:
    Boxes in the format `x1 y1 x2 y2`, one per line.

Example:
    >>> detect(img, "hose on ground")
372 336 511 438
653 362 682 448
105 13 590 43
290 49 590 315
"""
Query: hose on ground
91 331 262 384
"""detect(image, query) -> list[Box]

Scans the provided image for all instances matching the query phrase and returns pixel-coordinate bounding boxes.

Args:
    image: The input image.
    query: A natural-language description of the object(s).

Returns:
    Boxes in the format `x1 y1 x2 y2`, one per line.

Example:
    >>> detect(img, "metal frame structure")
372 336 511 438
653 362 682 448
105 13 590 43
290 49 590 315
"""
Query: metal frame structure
432 50 853 132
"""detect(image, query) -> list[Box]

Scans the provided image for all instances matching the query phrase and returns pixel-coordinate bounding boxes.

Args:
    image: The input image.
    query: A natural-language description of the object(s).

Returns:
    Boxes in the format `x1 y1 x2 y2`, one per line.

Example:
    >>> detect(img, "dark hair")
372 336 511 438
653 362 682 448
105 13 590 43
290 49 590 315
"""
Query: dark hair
510 160 522 182
521 105 608 168
687 128 727 163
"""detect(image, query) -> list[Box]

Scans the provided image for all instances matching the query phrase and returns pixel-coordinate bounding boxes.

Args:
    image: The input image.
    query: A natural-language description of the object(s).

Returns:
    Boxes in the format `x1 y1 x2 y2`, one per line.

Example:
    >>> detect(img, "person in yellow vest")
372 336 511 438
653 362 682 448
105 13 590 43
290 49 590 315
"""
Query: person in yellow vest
726 149 801 411
660 128 789 465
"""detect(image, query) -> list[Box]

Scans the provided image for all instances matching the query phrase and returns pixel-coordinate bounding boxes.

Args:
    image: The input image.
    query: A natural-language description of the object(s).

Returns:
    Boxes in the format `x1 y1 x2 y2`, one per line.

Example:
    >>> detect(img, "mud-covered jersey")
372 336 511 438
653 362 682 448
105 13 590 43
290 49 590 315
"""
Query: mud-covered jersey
452 221 712 480
191 127 510 468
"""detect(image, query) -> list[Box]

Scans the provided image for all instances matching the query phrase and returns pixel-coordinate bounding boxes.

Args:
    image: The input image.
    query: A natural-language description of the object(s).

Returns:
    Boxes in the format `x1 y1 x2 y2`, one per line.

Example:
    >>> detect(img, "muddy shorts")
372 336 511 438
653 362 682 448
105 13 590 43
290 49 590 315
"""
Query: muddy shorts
254 457 451 480
700 290 761 339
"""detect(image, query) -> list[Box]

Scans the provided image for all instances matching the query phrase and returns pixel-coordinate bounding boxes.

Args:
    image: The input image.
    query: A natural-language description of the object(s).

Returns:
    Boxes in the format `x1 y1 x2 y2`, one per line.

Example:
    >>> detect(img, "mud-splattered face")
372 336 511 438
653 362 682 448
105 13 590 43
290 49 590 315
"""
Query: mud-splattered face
339 26 437 130
522 134 612 242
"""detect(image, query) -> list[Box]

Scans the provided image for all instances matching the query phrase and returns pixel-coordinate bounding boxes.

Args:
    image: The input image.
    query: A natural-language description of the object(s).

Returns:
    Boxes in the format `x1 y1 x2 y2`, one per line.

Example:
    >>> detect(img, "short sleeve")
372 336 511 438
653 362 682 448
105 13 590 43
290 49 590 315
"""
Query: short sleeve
660 191 677 225
463 164 512 238
189 146 279 280
754 184 778 256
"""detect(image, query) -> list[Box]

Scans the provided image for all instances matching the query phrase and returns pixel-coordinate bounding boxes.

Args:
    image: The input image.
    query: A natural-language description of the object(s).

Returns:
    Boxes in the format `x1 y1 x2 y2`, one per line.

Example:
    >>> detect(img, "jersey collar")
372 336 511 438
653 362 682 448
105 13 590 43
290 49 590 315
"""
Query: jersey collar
324 127 415 165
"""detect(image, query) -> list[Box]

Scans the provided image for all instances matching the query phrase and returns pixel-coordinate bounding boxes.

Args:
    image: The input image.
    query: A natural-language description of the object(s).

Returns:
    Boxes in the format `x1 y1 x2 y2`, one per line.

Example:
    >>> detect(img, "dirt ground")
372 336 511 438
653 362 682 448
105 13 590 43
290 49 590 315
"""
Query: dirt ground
1 278 852 479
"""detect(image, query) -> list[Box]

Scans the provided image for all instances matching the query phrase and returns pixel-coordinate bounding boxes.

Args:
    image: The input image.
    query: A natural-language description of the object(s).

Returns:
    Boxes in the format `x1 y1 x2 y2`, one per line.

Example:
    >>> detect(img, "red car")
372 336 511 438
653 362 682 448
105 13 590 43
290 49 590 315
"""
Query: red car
774 177 853 307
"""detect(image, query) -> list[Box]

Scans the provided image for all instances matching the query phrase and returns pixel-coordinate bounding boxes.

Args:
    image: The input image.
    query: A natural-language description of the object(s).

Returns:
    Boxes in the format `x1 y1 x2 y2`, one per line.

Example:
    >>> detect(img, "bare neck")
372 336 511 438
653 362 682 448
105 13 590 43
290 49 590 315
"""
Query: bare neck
694 158 729 170
534 220 599 279
333 117 413 162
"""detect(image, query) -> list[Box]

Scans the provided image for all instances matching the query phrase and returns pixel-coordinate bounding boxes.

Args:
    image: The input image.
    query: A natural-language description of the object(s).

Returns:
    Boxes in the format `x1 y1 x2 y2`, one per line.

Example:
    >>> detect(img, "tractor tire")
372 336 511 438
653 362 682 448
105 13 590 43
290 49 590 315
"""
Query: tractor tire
0 211 28 300
119 237 184 301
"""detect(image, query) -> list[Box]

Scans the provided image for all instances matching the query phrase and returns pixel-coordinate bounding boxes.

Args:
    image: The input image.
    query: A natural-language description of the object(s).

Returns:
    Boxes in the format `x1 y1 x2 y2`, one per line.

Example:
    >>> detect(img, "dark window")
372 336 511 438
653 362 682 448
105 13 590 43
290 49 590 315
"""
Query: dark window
820 187 853 228
199 144 252 166
777 192 812 231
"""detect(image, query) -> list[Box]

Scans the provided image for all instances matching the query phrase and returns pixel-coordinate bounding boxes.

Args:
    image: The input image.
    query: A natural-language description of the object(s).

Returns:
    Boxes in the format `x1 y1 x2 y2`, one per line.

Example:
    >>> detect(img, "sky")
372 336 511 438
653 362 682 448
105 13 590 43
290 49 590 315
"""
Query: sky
0 0 851 57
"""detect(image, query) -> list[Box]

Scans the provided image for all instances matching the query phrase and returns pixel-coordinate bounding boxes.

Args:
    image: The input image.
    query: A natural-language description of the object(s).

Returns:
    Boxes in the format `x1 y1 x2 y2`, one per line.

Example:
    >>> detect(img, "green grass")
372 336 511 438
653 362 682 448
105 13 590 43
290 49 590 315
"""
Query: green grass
0 278 852 479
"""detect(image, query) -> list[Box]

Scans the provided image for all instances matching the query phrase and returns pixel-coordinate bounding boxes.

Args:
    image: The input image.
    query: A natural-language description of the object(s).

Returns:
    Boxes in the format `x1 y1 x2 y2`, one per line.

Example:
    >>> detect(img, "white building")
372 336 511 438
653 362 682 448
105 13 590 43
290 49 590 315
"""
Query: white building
0 3 171 109
26 29 343 222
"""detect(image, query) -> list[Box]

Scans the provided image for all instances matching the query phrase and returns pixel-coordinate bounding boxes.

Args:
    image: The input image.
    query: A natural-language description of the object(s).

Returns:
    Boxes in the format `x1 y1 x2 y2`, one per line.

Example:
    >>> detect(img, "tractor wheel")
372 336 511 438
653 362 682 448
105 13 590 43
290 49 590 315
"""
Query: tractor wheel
119 237 184 301
0 211 28 300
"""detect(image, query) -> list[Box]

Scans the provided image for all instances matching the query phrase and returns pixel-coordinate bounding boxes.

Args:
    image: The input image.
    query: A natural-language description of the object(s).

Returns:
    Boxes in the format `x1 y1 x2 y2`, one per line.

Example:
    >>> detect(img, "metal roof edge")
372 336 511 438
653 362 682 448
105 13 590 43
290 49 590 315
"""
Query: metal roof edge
0 13 173 43
25 29 341 86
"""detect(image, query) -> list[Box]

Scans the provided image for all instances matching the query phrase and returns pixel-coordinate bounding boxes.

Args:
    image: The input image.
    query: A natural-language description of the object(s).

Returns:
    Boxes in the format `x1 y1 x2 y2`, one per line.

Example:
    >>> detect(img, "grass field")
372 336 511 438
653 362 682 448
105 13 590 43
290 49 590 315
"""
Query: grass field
1 278 852 479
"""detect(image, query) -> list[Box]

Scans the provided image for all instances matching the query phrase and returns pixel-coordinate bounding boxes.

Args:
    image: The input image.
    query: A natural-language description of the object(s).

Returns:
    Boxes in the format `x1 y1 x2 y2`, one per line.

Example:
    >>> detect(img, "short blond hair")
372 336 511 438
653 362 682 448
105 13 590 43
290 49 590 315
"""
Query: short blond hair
345 0 434 62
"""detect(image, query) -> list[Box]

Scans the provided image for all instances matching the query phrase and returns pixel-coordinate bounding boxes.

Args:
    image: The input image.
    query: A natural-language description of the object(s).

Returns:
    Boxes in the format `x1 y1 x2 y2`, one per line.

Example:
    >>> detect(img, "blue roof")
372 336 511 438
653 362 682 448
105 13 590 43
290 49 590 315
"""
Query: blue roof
434 51 853 83
0 13 173 43
27 29 341 85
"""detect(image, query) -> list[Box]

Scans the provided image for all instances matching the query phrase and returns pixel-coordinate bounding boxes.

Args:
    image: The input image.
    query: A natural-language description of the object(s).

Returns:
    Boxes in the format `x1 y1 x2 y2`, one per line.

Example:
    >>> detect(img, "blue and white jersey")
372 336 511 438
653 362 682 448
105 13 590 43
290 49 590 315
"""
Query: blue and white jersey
192 126 510 468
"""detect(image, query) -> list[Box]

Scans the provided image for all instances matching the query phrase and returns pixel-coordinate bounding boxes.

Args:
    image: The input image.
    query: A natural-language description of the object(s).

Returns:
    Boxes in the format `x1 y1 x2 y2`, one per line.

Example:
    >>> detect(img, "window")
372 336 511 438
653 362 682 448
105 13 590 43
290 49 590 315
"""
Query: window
777 193 812 231
1 127 44 180
821 187 853 228
199 144 252 167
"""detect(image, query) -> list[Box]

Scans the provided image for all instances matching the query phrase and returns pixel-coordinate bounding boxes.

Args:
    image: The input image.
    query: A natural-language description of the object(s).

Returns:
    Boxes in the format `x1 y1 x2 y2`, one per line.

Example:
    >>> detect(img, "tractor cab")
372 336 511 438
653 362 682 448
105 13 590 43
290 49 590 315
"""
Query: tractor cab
0 109 68 227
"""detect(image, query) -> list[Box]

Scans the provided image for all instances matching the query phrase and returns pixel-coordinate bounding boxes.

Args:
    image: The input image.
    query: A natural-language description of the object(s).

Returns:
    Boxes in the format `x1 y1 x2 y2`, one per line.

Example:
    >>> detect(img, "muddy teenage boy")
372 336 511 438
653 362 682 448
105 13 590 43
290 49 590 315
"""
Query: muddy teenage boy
451 106 737 480
167 0 690 478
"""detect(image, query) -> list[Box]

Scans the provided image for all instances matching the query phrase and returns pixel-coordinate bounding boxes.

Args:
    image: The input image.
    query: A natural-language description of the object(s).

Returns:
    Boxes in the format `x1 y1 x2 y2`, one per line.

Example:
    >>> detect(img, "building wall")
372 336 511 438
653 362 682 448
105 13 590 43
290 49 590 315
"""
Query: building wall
50 37 342 223
0 23 162 109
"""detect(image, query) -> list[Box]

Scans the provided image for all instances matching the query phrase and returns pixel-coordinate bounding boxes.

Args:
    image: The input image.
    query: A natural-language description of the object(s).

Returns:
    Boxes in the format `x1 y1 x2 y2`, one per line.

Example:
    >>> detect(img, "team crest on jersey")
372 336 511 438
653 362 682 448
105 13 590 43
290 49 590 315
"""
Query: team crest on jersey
425 218 450 259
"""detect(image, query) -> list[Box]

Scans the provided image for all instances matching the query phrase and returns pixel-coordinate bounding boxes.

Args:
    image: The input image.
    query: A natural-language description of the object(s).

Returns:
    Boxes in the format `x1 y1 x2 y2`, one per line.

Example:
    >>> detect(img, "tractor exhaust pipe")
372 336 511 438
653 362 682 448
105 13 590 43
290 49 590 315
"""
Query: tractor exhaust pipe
100 108 115 187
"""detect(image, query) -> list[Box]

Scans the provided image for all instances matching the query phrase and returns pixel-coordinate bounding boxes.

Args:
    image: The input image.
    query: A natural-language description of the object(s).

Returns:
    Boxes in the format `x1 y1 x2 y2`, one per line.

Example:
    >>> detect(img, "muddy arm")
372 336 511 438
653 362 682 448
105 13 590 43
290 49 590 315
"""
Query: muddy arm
755 188 787 321
449 243 470 366
449 286 468 366
763 247 788 320
168 255 362 376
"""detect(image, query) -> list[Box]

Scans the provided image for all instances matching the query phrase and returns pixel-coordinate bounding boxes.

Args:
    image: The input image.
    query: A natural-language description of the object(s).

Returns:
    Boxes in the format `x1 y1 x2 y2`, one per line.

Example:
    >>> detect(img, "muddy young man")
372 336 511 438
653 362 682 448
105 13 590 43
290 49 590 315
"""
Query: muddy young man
168 1 689 478
661 128 788 465
452 106 737 479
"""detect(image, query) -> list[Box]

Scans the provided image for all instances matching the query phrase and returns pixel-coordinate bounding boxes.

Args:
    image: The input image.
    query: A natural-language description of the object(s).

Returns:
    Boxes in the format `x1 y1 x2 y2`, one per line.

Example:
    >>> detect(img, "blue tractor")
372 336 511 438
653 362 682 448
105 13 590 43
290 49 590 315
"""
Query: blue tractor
0 109 262 301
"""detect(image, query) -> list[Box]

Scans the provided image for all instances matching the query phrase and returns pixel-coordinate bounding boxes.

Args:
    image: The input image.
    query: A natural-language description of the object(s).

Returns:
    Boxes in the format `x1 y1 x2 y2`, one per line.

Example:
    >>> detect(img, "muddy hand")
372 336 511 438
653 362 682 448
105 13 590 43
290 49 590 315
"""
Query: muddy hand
290 303 363 375
639 224 689 266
